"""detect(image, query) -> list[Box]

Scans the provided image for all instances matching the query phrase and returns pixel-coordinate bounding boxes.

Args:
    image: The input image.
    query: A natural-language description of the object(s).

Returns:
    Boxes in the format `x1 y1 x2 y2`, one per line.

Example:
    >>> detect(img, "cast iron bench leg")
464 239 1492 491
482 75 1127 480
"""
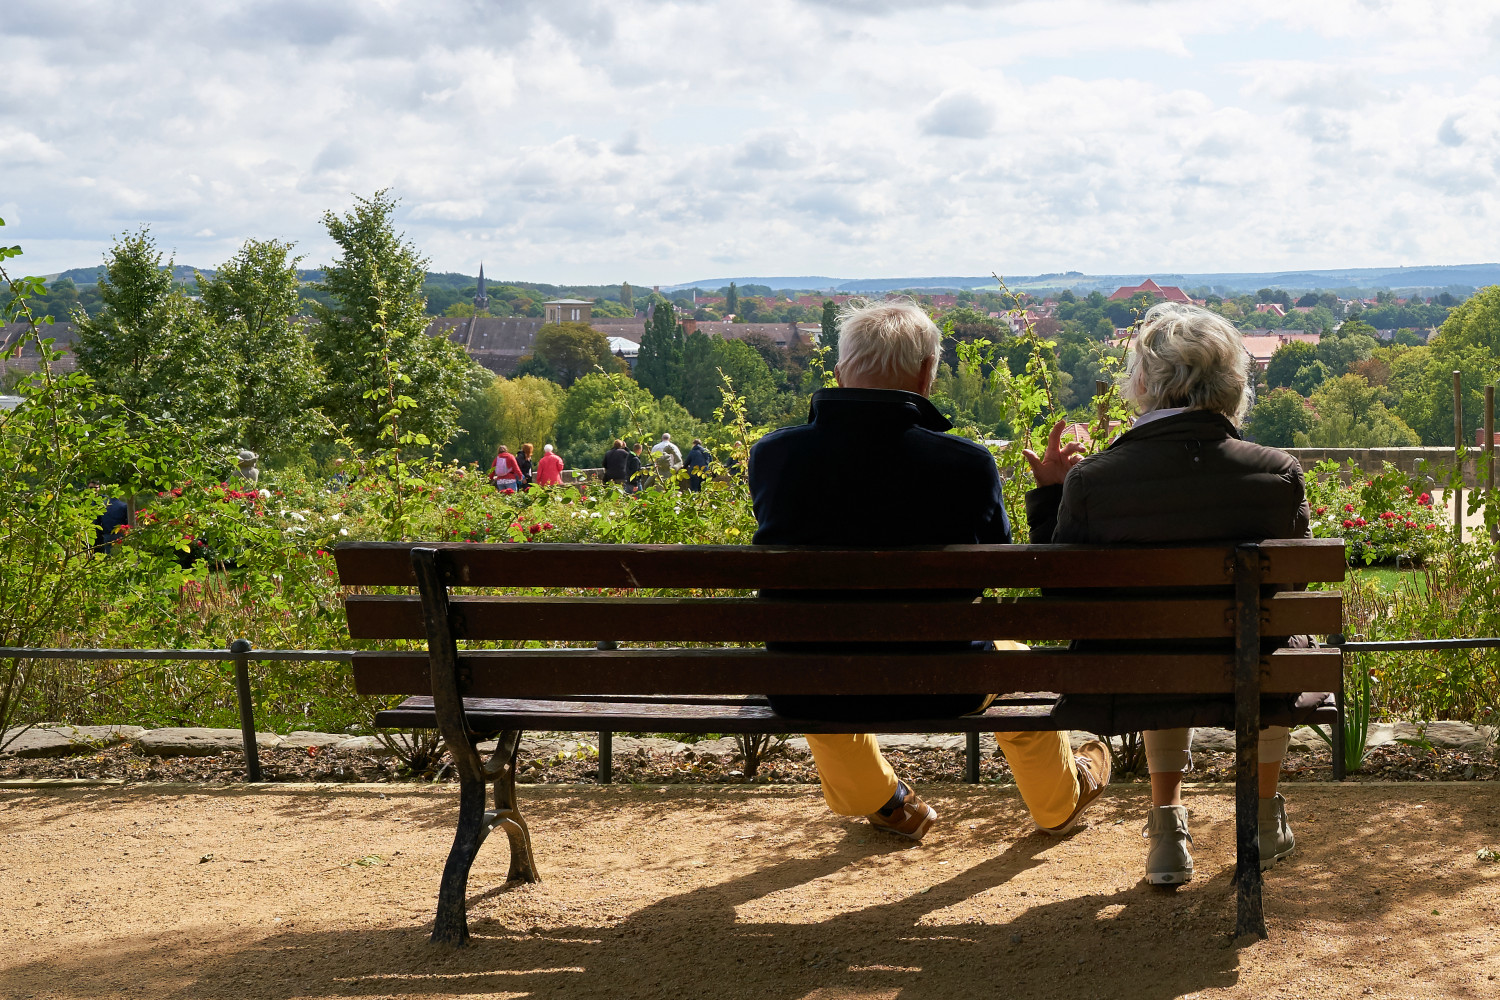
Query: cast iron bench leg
433 764 488 945
488 729 538 883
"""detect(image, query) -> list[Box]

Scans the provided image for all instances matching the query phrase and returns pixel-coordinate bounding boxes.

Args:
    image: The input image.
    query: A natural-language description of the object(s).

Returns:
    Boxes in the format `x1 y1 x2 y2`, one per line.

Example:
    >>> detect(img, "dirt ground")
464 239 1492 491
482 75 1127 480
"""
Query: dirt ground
4 783 1500 1000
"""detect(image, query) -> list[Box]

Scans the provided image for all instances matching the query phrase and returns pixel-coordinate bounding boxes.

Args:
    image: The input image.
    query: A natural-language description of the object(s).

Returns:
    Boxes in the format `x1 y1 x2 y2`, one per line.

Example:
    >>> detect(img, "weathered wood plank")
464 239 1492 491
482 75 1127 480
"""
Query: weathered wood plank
351 646 1341 697
344 591 1342 641
333 541 1347 590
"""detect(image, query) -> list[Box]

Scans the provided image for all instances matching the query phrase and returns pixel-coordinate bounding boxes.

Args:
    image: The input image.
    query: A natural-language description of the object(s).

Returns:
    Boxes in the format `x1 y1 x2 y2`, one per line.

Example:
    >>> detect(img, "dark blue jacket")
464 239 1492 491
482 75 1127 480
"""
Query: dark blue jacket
748 388 1010 721
750 388 1010 547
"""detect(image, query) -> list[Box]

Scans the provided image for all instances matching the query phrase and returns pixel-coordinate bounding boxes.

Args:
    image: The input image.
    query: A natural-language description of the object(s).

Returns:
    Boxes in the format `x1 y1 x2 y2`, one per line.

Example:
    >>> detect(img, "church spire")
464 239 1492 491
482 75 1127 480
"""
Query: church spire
473 263 489 312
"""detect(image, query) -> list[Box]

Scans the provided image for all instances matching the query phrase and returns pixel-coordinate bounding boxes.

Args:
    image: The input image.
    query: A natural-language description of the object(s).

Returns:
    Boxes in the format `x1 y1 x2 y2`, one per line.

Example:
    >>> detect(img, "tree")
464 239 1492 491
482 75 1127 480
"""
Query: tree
1246 388 1313 447
819 299 839 366
1290 360 1331 395
1264 341 1319 390
529 322 619 387
679 333 782 423
74 228 232 438
551 372 705 468
635 302 684 400
311 191 483 453
725 282 739 317
620 281 633 310
199 238 323 455
446 374 566 467
1317 320 1378 376
1294 375 1420 447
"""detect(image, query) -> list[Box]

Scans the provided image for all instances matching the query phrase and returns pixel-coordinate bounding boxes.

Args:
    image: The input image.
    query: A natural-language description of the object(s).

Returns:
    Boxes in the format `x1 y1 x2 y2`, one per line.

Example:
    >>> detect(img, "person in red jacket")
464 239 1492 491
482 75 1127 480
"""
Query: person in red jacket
490 445 523 492
535 444 565 486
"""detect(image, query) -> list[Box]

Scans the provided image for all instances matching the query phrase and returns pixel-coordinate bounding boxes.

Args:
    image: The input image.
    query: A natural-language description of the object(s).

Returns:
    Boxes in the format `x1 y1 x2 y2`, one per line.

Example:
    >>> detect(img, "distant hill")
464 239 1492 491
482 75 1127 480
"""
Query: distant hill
663 263 1500 296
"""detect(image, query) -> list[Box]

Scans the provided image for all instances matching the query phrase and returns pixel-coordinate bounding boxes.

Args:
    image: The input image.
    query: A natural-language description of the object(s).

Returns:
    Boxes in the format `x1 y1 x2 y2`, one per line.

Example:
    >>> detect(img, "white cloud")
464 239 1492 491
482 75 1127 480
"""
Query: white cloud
0 0 1498 281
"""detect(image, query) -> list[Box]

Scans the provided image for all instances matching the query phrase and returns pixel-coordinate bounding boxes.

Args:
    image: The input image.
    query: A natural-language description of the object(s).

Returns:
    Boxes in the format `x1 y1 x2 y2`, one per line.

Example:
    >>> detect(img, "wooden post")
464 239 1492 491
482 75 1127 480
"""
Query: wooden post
1233 544 1267 940
1454 371 1464 541
1487 385 1496 546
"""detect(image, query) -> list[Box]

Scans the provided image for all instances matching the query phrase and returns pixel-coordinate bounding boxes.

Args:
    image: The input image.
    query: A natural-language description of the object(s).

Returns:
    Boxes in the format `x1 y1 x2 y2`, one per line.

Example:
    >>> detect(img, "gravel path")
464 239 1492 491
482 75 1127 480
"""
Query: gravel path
5 783 1500 999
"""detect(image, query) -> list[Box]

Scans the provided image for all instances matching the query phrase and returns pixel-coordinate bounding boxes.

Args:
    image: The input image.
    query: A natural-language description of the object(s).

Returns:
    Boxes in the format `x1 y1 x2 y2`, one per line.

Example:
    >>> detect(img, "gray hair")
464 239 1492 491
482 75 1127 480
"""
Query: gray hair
1123 302 1250 422
835 298 941 386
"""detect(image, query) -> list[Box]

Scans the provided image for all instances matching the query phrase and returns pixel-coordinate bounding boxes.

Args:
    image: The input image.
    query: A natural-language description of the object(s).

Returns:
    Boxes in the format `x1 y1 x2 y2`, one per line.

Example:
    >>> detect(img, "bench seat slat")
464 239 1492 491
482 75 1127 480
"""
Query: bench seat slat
372 693 1341 736
333 540 1347 590
344 591 1342 641
352 646 1341 697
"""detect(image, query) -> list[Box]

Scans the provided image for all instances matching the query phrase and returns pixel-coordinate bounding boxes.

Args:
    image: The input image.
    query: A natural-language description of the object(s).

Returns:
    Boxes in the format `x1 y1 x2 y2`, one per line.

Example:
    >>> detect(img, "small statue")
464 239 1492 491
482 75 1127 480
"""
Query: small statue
234 449 260 484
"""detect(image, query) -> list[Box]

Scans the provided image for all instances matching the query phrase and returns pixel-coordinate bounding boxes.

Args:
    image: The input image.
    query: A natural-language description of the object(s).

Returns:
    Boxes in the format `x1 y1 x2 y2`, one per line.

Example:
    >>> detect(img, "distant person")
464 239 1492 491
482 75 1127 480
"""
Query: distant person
684 438 711 492
536 444 565 486
627 442 647 493
603 439 632 488
651 433 683 473
491 444 523 492
516 443 536 489
90 483 128 552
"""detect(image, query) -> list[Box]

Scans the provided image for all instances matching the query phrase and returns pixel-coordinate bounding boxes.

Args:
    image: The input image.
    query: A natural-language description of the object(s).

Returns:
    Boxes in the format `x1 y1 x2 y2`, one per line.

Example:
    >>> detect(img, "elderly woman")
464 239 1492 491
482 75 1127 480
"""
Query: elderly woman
1024 301 1316 886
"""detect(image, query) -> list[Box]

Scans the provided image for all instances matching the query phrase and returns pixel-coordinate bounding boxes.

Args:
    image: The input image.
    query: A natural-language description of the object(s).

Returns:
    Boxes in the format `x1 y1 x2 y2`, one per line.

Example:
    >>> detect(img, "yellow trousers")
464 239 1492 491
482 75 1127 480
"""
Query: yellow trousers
802 643 1081 829
804 729 1080 828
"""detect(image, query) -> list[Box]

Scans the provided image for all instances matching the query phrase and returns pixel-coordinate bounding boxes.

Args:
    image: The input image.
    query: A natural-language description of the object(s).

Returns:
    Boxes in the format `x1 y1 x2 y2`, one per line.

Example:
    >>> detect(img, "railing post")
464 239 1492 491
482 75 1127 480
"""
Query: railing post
1454 371 1464 540
1485 385 1495 547
964 731 980 783
598 731 613 784
229 638 263 783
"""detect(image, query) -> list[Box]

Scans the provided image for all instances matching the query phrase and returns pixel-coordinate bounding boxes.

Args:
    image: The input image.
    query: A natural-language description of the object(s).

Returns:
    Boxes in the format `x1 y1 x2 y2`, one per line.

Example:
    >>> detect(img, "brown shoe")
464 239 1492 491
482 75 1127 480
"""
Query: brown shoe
1036 739 1112 836
867 781 937 842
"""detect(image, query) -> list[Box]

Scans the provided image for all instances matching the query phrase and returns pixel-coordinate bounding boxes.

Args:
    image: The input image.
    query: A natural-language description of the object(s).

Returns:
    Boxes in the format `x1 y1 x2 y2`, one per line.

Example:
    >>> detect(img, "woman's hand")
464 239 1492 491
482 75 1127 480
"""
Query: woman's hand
1022 419 1086 487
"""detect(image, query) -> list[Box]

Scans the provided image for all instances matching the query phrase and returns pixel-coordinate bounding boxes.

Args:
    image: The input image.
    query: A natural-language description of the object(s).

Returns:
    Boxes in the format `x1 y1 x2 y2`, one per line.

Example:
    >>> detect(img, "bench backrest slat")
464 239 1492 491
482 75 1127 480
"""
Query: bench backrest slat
333 540 1346 590
344 591 1342 642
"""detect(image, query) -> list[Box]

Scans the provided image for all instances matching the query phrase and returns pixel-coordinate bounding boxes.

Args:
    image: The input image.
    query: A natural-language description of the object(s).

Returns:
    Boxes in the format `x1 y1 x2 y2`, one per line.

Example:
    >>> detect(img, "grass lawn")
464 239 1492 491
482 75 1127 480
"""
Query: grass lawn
1349 564 1427 595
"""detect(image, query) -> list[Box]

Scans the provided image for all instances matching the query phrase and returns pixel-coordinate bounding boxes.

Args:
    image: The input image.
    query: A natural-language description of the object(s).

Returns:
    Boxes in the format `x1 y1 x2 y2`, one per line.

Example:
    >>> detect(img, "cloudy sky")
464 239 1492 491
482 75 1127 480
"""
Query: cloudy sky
3 0 1499 284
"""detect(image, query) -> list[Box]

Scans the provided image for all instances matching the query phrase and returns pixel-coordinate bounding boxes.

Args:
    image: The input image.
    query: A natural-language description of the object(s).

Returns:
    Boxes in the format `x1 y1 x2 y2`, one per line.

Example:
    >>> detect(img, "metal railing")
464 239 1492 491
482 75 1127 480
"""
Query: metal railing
4 636 1497 785
0 644 354 782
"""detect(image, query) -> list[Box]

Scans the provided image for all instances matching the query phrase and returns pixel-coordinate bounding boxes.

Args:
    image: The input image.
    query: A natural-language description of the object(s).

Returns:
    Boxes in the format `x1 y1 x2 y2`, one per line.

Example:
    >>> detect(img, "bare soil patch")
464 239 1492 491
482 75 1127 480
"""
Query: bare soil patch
5 783 1500 999
4 738 1498 789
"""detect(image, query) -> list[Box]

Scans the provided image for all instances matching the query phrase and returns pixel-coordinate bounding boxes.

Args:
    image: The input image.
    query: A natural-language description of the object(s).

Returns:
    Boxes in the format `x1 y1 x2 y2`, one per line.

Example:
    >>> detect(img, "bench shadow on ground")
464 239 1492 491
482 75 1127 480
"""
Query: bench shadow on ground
6 785 1496 999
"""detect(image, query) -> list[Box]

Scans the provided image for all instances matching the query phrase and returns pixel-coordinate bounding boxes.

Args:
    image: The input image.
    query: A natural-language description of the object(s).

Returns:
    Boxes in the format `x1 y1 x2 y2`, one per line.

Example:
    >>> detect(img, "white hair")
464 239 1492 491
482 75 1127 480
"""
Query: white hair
835 298 941 387
661 433 671 441
1123 302 1251 423
543 443 554 453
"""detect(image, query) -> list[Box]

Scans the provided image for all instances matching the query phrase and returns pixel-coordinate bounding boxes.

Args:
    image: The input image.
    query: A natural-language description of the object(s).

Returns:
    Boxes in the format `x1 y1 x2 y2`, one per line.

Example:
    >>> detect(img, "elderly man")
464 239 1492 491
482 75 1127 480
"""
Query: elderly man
749 298 1110 842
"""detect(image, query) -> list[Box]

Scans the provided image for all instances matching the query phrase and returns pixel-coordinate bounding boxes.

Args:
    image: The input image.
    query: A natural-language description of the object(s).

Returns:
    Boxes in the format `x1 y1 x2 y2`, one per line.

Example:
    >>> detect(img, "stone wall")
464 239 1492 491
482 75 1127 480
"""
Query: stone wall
1282 447 1493 488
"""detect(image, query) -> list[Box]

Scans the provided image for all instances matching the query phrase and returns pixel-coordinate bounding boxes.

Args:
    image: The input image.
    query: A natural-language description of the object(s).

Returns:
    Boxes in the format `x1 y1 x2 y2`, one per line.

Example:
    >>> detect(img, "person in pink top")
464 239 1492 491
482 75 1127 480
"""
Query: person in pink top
535 444 565 486
491 445 523 492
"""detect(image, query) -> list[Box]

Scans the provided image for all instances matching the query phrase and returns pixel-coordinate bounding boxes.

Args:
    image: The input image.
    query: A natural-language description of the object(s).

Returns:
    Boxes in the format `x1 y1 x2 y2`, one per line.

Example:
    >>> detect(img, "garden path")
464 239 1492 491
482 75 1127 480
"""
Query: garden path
3 783 1499 999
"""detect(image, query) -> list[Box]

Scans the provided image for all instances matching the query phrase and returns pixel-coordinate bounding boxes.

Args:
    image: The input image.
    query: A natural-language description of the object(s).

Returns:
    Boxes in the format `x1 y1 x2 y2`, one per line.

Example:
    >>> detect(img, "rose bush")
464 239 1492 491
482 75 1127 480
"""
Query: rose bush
1306 461 1442 565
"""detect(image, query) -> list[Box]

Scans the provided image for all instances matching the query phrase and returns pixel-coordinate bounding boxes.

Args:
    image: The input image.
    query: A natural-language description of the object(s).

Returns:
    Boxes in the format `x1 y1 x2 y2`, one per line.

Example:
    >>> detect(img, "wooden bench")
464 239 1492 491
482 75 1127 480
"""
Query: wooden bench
333 539 1346 945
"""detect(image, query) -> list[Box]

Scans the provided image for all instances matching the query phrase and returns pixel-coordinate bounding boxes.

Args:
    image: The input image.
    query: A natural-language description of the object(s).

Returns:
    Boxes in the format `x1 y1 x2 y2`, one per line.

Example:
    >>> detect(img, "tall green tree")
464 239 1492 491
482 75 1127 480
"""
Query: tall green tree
74 228 232 438
820 299 839 366
1318 320 1379 376
680 333 782 423
620 281 633 310
635 302 684 400
1246 387 1313 447
552 372 705 467
725 281 739 317
312 191 483 453
447 374 567 467
1295 375 1420 447
199 238 323 455
529 321 620 387
1264 341 1318 390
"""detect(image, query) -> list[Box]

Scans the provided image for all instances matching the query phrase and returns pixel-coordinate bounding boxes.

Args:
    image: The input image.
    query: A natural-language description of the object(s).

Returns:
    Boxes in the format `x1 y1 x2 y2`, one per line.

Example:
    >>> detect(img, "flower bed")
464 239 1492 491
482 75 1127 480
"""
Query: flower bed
1306 460 1442 565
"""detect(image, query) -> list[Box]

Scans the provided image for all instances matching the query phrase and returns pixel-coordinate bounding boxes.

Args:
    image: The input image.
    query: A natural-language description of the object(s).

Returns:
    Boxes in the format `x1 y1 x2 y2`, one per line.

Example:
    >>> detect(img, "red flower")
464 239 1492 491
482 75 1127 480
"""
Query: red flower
1314 506 1326 515
542 522 555 530
1341 519 1354 528
530 524 543 534
315 549 327 557
1418 493 1432 506
1425 523 1436 530
1355 517 1367 526
1343 503 1355 512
